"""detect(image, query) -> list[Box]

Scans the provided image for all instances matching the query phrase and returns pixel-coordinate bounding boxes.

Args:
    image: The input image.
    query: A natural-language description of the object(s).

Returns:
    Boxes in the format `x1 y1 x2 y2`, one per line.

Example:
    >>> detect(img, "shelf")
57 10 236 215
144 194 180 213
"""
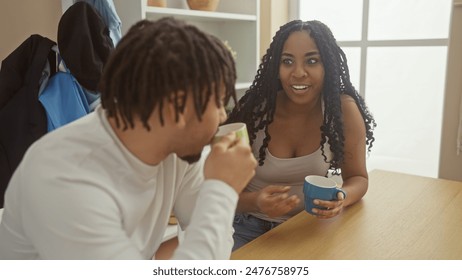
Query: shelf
112 0 259 105
145 7 257 22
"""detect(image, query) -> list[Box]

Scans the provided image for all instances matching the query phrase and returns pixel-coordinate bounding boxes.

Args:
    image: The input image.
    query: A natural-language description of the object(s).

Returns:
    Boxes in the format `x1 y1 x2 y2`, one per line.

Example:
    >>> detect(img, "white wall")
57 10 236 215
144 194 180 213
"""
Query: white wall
259 0 289 58
0 0 62 63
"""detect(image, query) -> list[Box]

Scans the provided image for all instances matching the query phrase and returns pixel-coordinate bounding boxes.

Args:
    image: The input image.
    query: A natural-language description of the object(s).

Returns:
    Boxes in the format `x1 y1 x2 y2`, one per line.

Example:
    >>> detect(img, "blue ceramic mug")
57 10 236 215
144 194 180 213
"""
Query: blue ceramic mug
303 175 346 215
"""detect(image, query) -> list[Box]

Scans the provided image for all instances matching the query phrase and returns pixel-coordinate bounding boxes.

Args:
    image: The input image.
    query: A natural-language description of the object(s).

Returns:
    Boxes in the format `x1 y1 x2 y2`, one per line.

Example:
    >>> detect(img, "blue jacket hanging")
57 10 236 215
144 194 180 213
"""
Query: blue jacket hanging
38 70 91 132
72 0 122 45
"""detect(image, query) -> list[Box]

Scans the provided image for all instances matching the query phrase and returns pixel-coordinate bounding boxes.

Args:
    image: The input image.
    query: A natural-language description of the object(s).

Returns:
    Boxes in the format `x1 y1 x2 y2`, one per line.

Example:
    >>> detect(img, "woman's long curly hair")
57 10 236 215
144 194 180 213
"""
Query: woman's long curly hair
227 20 376 174
99 17 237 130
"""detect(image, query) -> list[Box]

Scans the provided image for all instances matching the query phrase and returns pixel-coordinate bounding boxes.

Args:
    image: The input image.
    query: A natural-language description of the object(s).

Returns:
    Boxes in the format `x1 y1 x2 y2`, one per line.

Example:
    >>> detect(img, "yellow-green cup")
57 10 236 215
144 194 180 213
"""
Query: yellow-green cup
213 122 249 144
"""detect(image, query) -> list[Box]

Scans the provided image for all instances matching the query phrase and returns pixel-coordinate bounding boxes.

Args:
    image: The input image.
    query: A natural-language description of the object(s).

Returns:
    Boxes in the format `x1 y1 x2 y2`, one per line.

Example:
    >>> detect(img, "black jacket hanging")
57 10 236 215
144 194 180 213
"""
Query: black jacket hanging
0 35 56 207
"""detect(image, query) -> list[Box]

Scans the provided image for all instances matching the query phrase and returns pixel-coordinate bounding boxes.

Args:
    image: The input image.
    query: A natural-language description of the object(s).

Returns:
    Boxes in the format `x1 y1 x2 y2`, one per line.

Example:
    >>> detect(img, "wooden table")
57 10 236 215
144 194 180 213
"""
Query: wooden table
231 169 462 259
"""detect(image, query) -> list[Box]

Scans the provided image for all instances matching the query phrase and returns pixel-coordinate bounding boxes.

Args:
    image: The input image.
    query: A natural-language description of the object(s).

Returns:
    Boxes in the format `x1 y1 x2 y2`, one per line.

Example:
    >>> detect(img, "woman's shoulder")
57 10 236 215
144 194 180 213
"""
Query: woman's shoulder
340 93 355 103
339 93 365 134
339 93 361 113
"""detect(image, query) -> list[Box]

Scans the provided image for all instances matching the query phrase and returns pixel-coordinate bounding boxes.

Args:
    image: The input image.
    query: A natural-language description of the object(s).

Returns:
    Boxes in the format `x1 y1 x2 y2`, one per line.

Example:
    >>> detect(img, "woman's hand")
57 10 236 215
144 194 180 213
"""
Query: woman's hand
311 192 345 219
256 185 300 218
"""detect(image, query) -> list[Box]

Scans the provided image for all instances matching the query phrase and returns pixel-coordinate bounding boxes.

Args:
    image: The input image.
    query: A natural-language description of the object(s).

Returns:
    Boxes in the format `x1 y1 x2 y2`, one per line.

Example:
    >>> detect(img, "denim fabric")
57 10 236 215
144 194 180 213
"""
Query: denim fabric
232 213 281 251
39 72 90 132
73 0 122 45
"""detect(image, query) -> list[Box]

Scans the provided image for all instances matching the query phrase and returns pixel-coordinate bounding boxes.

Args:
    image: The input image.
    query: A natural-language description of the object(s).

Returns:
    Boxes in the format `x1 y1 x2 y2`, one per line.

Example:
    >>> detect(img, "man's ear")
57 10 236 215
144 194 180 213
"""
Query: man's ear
165 91 187 128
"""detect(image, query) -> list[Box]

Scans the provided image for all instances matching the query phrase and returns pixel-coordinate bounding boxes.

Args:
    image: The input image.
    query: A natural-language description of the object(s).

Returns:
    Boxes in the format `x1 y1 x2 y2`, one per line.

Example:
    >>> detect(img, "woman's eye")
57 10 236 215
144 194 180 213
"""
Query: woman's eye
307 58 318 64
282 58 293 65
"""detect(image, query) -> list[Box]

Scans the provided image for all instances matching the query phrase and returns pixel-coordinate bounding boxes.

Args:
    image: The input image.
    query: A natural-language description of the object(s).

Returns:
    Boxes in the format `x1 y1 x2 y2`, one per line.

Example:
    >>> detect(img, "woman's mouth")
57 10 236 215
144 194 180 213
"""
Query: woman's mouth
291 84 310 91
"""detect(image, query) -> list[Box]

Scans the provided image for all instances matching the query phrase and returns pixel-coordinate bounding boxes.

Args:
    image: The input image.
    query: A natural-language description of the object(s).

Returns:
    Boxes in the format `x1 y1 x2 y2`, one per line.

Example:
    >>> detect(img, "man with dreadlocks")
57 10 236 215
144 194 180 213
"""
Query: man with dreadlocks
0 18 257 259
227 20 376 250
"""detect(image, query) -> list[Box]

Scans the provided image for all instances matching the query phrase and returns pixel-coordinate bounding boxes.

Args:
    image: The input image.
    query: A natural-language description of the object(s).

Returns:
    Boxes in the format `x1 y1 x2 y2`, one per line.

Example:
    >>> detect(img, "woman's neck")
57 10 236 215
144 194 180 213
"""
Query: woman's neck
275 91 323 120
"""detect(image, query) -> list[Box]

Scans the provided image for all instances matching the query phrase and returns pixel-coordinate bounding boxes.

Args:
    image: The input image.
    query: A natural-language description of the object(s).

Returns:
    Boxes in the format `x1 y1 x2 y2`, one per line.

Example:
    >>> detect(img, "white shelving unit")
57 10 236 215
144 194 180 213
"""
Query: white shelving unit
113 0 260 101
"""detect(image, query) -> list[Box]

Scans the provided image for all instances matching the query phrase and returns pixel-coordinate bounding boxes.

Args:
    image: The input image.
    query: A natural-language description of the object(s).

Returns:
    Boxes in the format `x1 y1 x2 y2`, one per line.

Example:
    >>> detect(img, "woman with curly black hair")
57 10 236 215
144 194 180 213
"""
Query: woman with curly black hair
227 20 376 250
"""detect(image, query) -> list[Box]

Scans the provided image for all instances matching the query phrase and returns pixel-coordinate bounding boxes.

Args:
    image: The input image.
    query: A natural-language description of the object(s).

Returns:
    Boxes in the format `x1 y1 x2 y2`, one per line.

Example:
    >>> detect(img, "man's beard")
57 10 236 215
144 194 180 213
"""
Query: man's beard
179 153 202 164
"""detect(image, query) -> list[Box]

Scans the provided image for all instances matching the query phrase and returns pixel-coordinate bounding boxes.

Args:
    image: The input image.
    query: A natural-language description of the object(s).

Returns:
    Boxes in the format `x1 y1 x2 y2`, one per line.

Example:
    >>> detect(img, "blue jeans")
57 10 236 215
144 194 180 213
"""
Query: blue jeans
232 213 281 251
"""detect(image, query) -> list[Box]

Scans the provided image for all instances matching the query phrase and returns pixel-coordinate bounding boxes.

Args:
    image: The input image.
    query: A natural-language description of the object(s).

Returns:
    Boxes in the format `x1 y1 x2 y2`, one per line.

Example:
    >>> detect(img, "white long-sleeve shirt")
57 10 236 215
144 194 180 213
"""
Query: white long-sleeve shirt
0 106 237 259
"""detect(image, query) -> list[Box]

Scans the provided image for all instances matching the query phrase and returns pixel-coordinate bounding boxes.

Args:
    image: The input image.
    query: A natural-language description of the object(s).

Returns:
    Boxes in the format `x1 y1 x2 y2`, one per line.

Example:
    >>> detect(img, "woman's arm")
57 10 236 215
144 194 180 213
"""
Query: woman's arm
311 95 368 218
338 94 369 207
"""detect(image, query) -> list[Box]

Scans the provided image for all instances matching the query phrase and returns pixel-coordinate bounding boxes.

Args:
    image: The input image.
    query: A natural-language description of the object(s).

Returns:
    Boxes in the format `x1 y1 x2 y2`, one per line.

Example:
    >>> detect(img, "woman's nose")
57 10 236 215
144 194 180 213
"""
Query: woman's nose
293 65 308 78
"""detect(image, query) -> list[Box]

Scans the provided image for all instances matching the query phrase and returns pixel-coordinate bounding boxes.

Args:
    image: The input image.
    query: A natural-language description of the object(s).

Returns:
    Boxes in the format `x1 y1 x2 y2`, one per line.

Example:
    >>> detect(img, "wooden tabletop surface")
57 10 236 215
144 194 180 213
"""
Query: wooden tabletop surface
231 169 462 259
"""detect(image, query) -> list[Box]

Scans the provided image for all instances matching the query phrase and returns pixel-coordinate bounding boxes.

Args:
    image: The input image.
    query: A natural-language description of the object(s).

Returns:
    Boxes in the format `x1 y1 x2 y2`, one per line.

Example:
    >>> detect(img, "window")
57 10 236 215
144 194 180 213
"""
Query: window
291 0 452 177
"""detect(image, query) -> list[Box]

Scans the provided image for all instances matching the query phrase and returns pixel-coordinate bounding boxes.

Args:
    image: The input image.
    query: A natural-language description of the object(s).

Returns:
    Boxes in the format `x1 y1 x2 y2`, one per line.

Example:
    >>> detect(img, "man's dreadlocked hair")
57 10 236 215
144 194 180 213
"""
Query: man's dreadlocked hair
99 17 237 130
227 20 376 174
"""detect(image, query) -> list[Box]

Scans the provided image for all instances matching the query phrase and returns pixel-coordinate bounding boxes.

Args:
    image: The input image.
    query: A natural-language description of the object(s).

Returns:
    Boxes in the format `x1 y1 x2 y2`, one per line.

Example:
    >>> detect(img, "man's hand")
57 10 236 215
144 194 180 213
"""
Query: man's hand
204 133 257 194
